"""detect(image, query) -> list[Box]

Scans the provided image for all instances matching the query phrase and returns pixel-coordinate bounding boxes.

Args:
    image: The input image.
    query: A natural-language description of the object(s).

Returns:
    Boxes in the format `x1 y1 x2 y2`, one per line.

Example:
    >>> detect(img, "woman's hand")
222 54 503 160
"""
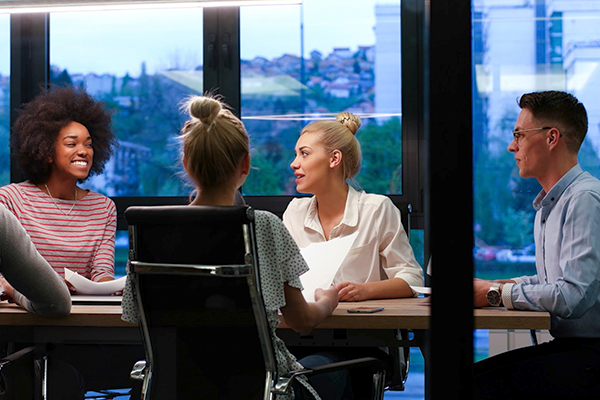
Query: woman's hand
281 283 338 334
0 277 15 303
336 281 369 302
64 279 77 294
314 286 339 308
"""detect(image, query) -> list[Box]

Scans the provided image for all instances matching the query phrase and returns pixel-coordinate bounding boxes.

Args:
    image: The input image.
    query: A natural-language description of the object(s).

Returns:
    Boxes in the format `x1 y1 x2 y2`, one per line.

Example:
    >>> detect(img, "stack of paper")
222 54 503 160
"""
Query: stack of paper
299 232 358 302
64 268 126 295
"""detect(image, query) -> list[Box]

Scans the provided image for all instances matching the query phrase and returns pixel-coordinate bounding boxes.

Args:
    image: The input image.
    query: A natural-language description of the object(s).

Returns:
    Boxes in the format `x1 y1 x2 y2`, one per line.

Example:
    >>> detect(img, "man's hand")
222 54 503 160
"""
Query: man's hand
474 279 495 308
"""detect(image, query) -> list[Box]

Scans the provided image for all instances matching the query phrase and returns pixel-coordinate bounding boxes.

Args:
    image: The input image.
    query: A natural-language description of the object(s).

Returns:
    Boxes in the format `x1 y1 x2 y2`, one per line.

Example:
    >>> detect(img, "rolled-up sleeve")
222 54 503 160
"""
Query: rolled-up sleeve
378 199 424 290
513 190 600 320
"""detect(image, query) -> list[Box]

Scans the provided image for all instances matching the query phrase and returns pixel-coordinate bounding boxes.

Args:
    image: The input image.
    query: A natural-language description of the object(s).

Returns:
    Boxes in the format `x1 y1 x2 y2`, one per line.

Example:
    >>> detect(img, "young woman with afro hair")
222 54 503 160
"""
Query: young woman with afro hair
0 85 119 286
1 86 146 398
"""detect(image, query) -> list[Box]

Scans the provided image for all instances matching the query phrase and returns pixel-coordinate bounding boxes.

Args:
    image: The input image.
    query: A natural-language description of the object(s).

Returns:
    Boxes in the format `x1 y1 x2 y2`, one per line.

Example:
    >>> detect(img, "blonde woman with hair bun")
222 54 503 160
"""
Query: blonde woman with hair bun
122 95 354 400
283 111 423 302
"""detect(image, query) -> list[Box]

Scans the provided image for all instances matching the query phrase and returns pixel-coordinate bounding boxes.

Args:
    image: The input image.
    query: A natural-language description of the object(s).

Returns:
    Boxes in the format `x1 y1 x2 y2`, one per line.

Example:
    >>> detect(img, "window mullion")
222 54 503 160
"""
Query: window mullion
9 12 49 183
203 6 240 117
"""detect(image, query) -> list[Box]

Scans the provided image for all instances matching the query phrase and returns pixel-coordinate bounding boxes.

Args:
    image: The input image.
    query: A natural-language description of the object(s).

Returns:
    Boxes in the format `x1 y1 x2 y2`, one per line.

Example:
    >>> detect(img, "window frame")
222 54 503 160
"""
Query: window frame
7 2 477 396
9 5 422 230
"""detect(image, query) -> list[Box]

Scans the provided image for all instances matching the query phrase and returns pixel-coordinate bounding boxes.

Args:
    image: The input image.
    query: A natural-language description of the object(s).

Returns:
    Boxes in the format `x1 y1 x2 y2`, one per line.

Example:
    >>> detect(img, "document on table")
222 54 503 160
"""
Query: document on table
410 286 431 295
64 268 126 295
71 295 123 305
410 256 432 295
299 232 358 302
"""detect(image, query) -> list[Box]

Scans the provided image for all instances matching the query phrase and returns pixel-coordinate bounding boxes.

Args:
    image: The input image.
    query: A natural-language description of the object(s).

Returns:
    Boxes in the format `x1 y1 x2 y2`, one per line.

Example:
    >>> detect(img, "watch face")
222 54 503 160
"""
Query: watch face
487 290 501 306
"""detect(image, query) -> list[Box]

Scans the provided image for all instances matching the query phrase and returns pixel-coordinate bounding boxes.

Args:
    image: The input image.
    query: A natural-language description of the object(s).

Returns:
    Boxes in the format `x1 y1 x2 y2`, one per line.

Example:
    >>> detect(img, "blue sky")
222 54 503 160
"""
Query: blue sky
0 0 399 77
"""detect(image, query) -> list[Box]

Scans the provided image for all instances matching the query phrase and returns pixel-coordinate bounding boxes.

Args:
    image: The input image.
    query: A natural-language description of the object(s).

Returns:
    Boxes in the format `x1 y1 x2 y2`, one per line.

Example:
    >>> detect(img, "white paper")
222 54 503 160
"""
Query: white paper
64 268 126 295
410 285 432 295
71 295 123 304
299 232 358 302
427 255 432 276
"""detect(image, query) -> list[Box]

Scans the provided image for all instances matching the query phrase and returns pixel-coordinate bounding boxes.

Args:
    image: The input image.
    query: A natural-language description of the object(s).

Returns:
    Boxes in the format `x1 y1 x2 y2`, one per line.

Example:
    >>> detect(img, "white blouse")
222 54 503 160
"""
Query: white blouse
283 186 423 292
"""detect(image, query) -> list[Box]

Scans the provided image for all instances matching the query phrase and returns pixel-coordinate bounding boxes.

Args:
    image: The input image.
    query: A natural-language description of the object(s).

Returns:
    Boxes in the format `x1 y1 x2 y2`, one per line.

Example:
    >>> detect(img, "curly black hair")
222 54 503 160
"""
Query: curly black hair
11 85 117 184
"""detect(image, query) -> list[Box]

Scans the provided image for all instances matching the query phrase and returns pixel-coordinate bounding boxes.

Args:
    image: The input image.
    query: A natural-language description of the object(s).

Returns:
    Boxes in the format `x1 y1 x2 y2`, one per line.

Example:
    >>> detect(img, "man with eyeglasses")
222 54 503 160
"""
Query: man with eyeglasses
473 91 600 398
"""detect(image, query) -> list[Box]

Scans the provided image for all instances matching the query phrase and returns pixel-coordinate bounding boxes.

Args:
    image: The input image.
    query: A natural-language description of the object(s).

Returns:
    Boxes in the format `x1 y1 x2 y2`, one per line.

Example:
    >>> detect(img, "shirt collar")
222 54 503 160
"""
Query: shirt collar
303 185 361 232
341 185 360 227
533 164 584 212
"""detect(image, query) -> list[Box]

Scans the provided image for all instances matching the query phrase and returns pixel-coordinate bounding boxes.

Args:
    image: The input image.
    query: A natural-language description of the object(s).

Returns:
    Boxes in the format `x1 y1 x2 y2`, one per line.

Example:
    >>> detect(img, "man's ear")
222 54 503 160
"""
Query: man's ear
548 128 560 149
330 149 342 169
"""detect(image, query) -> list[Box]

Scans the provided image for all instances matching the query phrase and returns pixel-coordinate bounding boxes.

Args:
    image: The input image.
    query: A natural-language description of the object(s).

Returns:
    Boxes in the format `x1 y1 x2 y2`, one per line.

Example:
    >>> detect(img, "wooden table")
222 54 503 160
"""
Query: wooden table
279 298 551 330
0 303 140 344
276 298 550 349
0 298 551 344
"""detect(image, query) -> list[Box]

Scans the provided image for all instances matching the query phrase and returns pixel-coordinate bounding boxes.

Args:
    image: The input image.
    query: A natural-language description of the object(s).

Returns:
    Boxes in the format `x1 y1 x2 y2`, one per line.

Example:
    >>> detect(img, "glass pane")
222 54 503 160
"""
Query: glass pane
472 1 600 278
240 0 402 195
0 15 9 186
50 9 203 197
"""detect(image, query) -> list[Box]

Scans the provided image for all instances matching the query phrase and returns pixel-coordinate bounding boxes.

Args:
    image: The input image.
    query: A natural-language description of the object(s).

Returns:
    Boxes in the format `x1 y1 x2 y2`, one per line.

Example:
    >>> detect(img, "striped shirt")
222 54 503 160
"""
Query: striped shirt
0 181 116 281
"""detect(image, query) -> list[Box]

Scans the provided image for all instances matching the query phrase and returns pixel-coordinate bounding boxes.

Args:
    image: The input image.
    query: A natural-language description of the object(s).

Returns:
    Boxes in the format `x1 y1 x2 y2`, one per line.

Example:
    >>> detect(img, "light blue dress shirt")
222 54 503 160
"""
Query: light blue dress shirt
512 164 600 338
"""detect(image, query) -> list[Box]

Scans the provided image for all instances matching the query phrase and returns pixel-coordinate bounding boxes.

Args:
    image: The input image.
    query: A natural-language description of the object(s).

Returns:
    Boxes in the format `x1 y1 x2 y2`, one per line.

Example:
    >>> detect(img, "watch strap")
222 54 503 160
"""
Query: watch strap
502 283 515 309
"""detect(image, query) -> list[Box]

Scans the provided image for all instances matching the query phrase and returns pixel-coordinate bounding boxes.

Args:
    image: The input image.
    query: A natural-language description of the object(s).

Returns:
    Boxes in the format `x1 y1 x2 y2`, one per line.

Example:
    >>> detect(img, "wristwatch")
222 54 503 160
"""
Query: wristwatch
486 283 502 307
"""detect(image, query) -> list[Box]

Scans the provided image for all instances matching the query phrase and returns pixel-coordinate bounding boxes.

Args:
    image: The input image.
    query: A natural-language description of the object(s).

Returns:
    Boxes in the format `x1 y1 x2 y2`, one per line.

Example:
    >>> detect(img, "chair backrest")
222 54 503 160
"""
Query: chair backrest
125 205 277 400
396 202 411 239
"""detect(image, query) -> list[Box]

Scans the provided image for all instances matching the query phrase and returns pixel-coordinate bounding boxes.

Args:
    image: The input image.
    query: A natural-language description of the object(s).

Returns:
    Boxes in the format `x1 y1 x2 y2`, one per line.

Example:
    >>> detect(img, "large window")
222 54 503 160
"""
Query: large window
48 2 403 198
0 15 9 186
49 9 204 275
473 2 600 277
11 2 415 275
50 9 204 197
240 1 402 196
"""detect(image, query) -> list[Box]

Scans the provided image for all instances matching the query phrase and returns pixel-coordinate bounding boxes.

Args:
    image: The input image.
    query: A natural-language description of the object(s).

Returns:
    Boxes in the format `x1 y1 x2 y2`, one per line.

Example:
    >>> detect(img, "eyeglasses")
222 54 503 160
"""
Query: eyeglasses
511 127 552 144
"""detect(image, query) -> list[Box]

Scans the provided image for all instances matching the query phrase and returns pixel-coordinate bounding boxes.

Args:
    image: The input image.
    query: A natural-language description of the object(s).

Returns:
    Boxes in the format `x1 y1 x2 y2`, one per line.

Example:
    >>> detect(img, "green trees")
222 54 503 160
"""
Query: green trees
45 51 404 198
356 117 402 194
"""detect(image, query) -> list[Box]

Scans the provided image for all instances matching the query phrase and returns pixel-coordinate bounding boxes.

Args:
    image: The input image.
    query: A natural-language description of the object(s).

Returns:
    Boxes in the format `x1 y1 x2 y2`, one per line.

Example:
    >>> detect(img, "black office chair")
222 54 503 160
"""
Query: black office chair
125 205 386 400
0 345 47 400
383 202 413 392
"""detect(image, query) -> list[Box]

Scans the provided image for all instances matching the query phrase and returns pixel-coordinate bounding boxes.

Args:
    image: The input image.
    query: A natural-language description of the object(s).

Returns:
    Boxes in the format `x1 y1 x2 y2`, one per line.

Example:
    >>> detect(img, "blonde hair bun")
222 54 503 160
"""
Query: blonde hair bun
336 112 361 135
188 96 222 126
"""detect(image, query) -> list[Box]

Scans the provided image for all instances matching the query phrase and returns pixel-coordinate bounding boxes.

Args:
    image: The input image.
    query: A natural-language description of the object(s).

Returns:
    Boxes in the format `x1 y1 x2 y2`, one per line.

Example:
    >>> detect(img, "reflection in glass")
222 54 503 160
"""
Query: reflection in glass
0 16 9 186
50 9 203 196
473 1 600 278
240 1 402 195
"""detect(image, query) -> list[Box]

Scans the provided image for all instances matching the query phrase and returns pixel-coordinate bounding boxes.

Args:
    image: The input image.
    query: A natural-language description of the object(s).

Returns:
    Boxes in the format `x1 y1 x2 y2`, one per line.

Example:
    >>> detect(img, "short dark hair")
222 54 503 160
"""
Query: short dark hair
11 85 117 184
518 90 587 153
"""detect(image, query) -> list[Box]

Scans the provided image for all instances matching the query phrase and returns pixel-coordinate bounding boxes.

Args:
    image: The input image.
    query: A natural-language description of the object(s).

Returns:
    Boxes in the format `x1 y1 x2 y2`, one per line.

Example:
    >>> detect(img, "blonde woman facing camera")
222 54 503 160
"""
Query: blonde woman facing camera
122 95 352 400
283 112 423 301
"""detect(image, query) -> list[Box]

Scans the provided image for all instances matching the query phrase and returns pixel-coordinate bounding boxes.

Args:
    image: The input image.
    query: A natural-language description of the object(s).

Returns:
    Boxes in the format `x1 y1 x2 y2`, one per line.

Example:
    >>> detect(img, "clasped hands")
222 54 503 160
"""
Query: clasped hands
334 281 368 302
311 282 367 303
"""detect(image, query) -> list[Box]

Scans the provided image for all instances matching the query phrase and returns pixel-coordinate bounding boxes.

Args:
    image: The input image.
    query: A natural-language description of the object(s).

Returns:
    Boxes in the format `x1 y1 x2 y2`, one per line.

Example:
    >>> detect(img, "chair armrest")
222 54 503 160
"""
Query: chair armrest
0 346 42 372
273 357 386 395
130 360 147 381
302 356 385 376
